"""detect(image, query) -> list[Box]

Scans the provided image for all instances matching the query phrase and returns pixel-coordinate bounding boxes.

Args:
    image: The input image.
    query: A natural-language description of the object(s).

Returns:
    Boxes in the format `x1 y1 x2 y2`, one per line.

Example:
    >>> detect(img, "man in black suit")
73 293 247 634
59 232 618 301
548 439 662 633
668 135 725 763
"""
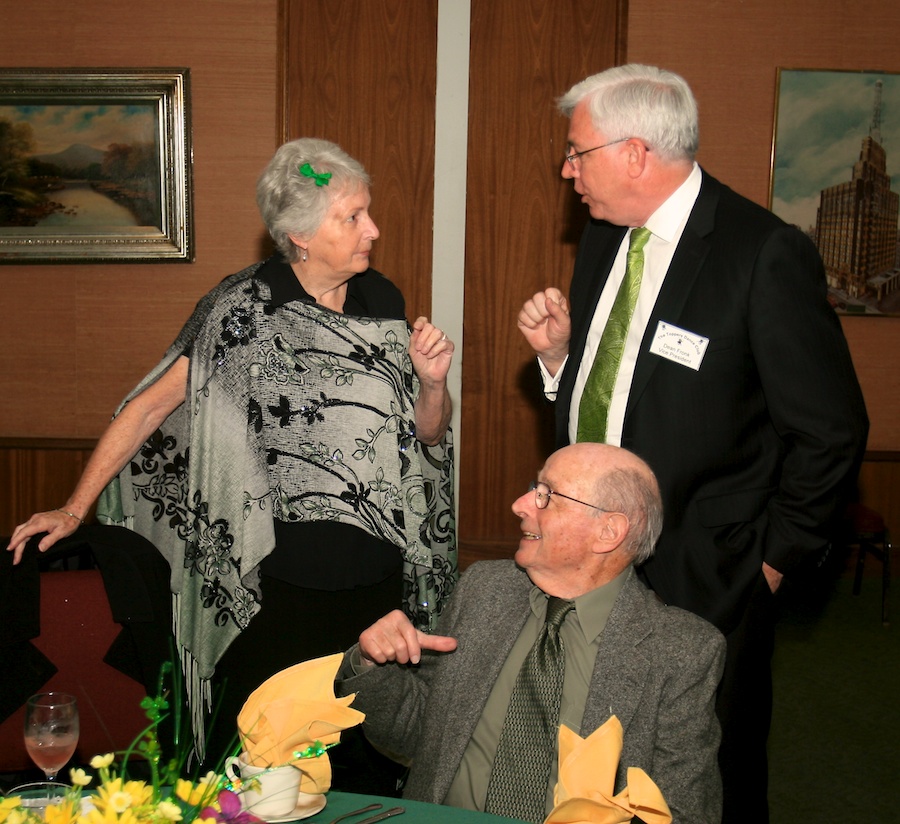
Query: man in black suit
518 64 868 824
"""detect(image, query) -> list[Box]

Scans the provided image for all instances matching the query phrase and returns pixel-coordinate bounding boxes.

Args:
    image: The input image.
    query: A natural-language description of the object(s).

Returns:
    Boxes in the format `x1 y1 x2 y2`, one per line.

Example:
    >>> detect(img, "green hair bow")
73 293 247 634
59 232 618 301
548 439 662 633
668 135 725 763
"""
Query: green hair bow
299 162 332 187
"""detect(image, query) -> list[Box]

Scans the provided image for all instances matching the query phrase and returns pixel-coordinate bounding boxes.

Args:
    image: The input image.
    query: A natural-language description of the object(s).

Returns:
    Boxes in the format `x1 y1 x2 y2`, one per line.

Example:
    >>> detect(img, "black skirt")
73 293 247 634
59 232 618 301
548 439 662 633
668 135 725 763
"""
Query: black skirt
203 563 406 795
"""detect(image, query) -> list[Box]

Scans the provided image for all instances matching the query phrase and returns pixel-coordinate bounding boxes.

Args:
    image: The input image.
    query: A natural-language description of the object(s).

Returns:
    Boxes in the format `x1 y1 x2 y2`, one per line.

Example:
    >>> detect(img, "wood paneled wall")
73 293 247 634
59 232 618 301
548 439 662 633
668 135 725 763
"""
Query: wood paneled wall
0 440 95 537
459 0 626 564
279 0 438 321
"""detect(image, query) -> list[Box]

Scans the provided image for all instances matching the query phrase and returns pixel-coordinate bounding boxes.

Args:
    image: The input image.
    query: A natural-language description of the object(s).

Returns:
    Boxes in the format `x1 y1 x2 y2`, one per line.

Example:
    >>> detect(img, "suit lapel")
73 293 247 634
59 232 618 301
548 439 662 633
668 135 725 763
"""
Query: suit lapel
625 172 718 418
462 579 531 713
569 222 626 343
561 175 722 434
583 572 654 737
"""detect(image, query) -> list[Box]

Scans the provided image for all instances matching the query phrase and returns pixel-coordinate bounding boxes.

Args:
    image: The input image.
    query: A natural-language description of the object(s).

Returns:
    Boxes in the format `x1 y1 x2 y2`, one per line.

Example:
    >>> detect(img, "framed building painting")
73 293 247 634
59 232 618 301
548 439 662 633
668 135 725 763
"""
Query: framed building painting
769 68 900 314
0 68 193 263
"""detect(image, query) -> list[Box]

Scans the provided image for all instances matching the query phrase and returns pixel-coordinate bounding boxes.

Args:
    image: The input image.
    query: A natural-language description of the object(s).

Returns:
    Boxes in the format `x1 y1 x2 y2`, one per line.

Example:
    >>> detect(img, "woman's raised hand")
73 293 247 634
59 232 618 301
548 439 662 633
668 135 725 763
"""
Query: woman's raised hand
409 316 453 384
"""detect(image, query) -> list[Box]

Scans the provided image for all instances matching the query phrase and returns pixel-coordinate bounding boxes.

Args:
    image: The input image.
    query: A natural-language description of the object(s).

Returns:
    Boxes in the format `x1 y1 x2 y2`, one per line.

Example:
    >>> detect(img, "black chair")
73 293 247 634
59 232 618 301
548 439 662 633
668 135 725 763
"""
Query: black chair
0 526 175 776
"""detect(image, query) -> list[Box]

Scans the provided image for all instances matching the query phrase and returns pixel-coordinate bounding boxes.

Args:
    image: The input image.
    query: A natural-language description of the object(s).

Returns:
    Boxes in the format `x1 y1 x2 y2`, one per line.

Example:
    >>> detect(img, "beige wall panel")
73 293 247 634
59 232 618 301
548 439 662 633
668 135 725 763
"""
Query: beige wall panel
0 0 279 439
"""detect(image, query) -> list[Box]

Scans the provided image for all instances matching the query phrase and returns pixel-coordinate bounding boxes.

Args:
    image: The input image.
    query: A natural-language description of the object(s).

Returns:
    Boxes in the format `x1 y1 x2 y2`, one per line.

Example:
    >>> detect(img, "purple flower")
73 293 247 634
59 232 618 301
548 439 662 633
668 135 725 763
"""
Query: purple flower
199 789 262 824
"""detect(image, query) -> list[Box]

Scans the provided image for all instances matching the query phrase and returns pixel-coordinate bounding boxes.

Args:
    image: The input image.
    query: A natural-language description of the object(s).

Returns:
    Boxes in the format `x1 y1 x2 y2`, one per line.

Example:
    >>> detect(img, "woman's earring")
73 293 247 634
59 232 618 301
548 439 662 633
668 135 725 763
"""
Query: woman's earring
301 249 308 262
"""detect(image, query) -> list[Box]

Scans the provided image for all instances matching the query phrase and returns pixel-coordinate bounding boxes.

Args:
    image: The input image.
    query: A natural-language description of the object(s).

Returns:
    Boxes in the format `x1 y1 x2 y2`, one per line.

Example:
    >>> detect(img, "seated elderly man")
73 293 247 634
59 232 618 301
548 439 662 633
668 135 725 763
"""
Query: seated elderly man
337 443 725 824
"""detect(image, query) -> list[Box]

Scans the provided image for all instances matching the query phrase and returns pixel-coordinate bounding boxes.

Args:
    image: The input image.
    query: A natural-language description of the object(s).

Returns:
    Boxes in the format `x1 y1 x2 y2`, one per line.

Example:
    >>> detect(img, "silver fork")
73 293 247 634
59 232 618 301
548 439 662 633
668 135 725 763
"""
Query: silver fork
353 807 405 824
326 803 382 824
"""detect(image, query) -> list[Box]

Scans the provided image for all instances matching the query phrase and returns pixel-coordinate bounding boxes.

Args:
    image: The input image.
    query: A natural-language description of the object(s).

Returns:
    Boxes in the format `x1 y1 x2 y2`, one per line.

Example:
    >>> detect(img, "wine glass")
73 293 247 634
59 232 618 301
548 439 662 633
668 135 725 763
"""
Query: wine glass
24 692 79 782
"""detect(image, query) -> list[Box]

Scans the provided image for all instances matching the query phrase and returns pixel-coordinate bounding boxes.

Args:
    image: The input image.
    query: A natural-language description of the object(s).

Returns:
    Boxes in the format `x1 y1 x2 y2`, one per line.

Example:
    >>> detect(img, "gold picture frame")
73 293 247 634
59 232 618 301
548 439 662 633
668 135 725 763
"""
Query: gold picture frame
0 68 193 263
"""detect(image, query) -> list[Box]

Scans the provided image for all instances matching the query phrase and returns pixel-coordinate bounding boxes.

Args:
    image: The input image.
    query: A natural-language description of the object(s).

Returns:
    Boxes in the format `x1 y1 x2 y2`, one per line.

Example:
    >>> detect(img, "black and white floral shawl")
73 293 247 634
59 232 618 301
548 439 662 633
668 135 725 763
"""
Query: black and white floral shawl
97 263 456 746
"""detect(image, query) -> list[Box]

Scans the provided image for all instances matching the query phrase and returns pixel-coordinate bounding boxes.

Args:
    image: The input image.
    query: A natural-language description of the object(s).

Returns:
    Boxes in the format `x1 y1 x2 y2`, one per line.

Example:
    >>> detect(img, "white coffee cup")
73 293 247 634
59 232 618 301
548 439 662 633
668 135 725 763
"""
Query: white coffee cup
224 752 302 818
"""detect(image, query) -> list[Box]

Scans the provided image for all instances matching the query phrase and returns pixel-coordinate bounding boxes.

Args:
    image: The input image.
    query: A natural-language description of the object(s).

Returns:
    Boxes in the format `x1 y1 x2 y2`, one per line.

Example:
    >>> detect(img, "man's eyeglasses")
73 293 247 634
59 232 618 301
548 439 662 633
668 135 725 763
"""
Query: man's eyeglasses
529 480 608 512
564 137 647 167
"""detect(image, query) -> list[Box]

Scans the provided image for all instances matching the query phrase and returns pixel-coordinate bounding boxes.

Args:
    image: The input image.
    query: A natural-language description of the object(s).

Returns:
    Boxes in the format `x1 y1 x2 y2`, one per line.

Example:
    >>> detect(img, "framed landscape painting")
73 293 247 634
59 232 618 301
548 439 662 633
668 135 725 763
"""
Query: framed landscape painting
0 68 193 263
769 68 900 314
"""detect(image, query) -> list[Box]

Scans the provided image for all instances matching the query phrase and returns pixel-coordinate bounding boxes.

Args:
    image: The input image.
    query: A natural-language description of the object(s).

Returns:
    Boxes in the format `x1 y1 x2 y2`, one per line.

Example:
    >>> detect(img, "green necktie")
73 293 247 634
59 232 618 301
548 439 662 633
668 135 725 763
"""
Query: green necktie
576 226 652 443
484 597 575 824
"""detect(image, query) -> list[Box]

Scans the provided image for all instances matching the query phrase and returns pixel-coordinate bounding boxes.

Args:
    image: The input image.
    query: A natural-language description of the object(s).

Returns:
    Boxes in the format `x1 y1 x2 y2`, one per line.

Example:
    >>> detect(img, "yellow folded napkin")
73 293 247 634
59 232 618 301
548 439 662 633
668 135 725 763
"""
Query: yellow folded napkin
237 653 365 793
545 716 672 824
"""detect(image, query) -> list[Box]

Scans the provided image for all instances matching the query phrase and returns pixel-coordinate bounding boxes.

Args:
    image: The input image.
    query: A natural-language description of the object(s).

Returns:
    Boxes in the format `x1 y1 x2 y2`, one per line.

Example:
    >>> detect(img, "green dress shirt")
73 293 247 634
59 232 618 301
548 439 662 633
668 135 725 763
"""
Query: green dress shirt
444 569 629 815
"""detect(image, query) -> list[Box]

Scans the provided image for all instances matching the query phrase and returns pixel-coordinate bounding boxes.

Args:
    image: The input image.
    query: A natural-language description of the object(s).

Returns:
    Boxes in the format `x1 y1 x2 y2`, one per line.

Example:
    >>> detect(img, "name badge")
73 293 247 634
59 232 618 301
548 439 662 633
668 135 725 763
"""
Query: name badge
649 321 709 371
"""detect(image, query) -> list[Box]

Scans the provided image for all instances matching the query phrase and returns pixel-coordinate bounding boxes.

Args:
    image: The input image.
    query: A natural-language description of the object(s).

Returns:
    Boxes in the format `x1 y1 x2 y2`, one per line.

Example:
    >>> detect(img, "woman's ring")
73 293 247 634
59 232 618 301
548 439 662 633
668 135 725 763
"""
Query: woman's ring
441 333 448 342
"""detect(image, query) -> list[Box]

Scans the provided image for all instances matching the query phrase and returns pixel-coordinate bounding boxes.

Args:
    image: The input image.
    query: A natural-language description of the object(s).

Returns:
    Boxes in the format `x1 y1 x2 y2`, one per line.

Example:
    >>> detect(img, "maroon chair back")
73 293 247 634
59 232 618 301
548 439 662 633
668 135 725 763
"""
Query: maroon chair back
0 568 149 771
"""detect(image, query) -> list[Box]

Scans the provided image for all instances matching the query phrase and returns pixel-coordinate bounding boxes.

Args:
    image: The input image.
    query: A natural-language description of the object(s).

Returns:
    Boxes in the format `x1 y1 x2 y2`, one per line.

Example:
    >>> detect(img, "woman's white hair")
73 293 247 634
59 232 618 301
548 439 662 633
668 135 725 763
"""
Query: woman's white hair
256 138 370 262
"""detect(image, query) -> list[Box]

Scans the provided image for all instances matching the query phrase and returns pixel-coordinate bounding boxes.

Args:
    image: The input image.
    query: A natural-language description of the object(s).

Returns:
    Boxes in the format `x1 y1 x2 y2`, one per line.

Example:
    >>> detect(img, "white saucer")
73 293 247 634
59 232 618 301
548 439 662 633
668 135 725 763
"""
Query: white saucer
247 792 326 823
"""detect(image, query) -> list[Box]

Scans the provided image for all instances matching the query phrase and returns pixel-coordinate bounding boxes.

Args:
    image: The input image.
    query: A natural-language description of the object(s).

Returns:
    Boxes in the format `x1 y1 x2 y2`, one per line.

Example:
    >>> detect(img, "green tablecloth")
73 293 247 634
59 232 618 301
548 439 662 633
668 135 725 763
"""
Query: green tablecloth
304 791 524 824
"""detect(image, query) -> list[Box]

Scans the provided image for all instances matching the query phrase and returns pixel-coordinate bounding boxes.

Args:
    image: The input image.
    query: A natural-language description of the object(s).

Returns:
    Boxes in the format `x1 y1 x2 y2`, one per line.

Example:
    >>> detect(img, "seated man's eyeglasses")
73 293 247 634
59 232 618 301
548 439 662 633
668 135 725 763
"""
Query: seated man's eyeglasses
529 480 608 512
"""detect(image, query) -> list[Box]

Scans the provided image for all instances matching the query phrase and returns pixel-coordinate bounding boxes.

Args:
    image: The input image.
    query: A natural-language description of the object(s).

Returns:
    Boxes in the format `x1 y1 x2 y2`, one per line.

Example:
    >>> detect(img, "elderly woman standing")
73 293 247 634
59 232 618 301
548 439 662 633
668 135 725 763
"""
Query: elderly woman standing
8 139 457 784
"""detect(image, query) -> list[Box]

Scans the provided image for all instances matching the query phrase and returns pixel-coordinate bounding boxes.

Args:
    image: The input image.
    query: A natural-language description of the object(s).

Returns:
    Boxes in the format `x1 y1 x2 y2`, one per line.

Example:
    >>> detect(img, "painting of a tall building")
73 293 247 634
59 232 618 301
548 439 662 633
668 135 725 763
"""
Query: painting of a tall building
814 80 900 311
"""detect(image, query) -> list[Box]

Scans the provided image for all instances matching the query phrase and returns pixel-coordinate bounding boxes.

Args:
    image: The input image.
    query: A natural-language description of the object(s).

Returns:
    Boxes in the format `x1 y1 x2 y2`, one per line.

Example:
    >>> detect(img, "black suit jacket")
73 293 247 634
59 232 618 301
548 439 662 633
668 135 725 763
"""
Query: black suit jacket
556 170 868 633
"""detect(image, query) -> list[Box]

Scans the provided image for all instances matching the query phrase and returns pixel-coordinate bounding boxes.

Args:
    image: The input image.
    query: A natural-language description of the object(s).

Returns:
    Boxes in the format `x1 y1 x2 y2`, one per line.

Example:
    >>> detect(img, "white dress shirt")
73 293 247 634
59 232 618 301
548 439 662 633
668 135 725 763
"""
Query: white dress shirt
541 162 702 445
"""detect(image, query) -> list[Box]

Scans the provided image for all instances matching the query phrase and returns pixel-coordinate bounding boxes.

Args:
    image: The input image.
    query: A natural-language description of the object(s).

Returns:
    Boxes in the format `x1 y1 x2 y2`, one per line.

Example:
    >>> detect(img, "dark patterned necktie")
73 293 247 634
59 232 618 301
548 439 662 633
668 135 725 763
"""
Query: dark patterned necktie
576 226 652 442
484 596 575 823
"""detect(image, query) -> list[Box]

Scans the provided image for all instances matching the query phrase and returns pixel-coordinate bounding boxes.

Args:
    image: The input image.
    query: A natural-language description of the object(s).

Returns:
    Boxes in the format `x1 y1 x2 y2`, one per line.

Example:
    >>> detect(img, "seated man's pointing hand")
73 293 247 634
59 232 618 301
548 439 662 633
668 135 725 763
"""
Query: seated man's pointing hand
359 609 458 666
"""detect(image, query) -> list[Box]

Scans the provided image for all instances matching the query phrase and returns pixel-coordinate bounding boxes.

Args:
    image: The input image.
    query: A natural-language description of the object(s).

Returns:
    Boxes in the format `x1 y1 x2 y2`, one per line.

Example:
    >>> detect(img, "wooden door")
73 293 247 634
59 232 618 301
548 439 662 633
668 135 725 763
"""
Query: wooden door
460 0 626 564
280 0 626 567
279 0 438 319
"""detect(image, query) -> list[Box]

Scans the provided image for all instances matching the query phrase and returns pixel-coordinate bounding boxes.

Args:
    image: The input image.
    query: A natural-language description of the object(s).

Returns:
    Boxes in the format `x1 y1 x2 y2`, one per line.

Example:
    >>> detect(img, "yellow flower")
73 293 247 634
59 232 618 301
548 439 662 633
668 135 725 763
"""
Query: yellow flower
108 792 132 815
81 807 112 824
82 806 141 824
155 801 183 822
175 780 206 808
94 778 154 816
70 767 93 787
175 774 221 811
0 799 31 824
90 754 116 769
121 781 153 808
199 772 219 787
93 778 124 812
43 799 80 824
5 810 34 824
0 798 22 819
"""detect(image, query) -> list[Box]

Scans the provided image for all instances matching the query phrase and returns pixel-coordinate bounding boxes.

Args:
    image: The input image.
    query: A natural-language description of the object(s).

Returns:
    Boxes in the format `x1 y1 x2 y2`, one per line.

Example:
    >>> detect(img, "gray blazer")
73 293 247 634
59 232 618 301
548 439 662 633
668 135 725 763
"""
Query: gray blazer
338 561 725 824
